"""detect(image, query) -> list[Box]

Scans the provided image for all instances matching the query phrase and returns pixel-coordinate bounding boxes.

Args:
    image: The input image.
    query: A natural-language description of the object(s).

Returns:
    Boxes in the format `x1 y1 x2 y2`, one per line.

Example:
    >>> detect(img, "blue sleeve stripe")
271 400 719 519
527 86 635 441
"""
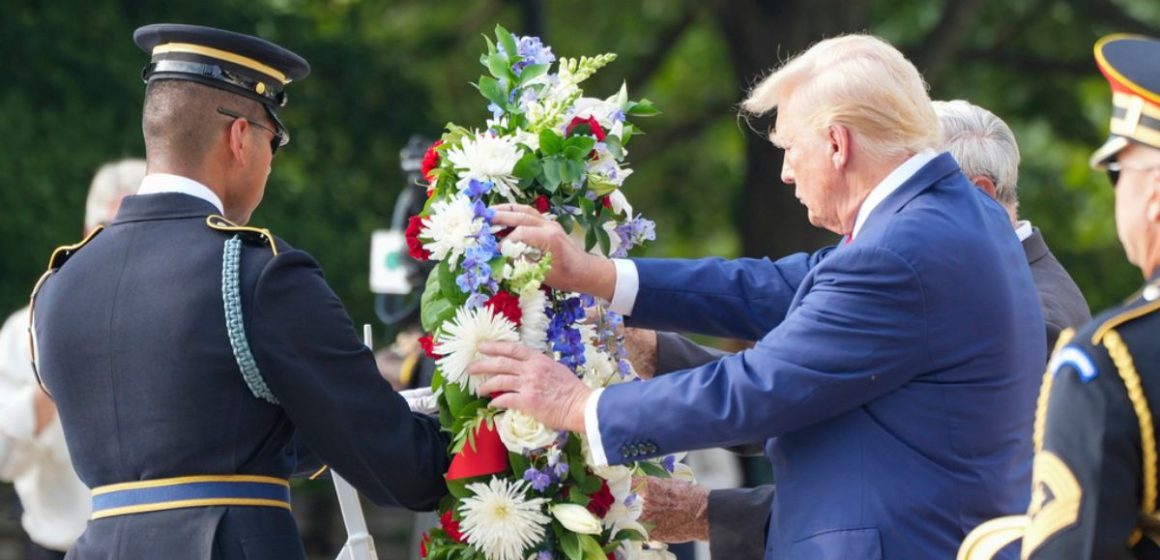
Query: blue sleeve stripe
1051 346 1099 383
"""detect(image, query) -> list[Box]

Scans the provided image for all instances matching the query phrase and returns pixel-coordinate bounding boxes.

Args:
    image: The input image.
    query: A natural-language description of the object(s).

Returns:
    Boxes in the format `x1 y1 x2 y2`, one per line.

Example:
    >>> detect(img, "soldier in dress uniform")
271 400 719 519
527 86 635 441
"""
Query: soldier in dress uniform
960 34 1160 560
28 24 449 559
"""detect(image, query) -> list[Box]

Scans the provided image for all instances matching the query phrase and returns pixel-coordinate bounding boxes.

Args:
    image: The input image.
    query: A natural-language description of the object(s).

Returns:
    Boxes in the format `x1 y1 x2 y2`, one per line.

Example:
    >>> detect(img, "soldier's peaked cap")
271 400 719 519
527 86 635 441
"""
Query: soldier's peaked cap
134 24 310 109
1090 34 1160 169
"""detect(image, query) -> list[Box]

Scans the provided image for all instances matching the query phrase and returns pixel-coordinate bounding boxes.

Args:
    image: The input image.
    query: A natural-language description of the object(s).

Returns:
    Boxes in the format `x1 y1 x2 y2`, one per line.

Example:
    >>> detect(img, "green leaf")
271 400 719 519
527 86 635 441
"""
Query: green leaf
636 461 669 478
447 478 471 500
476 76 508 108
542 158 564 191
443 380 471 417
578 534 607 560
559 529 582 560
487 53 514 82
604 136 624 159
513 152 542 189
584 228 597 253
508 452 530 477
575 471 602 494
562 160 587 184
437 261 467 306
495 25 518 63
596 226 611 257
519 63 550 84
625 99 660 117
421 270 455 332
563 135 596 156
483 35 497 57
557 213 574 233
539 129 565 155
614 528 645 542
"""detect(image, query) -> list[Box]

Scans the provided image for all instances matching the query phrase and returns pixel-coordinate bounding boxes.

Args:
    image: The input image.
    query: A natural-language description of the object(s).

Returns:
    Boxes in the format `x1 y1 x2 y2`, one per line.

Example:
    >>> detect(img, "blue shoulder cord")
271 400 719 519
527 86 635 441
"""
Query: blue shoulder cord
222 235 280 405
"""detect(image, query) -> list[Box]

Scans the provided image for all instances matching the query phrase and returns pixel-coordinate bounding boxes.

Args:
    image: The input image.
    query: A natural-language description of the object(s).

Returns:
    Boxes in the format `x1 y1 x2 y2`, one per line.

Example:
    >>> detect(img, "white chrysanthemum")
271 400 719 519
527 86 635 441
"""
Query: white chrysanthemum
435 306 520 391
421 194 482 268
518 288 549 352
446 133 524 201
496 409 558 454
459 478 550 560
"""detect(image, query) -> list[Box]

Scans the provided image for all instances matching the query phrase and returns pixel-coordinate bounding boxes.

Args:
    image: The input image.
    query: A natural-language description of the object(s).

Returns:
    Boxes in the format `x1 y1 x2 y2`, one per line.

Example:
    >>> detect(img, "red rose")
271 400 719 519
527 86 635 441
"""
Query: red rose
485 292 522 326
565 116 607 142
440 509 464 543
405 215 430 261
600 195 612 209
421 140 443 184
587 479 615 518
418 335 441 360
419 533 430 558
532 195 550 213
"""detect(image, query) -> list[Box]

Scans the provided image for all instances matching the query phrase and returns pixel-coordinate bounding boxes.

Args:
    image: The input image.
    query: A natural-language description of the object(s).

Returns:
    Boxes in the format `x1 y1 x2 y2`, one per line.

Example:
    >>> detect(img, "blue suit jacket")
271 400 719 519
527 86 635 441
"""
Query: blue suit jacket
597 153 1044 559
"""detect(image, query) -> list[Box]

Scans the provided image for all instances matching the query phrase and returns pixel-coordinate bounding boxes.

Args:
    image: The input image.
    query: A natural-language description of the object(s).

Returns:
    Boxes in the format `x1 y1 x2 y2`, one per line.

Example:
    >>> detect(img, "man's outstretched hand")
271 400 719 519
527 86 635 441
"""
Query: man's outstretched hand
468 340 591 434
492 204 617 300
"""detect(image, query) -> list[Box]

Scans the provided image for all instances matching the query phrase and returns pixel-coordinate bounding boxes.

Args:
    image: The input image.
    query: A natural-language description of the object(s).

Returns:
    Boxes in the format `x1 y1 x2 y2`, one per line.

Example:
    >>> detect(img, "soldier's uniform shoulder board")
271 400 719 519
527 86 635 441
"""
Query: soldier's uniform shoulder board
46 225 104 270
205 215 279 256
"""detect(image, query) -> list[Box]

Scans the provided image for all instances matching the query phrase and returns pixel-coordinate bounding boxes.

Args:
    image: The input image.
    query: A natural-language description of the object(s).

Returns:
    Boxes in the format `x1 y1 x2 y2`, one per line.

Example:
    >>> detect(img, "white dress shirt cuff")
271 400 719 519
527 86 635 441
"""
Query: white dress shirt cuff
609 259 639 317
0 385 36 441
583 387 610 467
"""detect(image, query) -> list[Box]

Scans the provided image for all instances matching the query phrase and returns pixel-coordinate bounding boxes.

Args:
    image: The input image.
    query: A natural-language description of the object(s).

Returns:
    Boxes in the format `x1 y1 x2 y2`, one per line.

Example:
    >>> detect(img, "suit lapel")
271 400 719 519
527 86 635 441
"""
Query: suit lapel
1022 229 1049 265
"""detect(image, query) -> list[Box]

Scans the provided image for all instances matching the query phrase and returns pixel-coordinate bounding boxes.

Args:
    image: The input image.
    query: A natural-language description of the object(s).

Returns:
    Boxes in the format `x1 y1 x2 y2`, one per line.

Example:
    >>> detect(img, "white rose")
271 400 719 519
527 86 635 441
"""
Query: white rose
551 503 603 535
496 410 558 453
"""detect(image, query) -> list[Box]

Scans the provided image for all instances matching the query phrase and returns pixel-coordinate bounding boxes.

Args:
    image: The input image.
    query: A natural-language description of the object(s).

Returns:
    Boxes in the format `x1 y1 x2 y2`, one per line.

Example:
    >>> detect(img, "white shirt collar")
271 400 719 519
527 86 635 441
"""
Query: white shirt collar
1015 220 1034 242
137 174 224 214
850 149 938 240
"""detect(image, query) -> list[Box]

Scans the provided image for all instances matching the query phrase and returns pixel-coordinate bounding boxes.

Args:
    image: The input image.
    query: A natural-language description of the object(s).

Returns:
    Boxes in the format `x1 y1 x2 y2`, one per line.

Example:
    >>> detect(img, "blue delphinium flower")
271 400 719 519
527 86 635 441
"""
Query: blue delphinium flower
523 466 553 493
513 36 556 76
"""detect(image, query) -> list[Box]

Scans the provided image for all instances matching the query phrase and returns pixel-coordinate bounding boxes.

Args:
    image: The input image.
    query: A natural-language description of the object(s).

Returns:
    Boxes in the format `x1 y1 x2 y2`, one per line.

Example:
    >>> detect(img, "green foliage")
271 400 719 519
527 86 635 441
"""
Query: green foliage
5 0 1159 378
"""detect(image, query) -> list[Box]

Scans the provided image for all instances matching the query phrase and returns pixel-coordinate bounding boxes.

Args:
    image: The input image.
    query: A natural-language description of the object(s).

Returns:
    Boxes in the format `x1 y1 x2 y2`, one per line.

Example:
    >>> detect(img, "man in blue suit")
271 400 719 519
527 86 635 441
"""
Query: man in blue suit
472 34 1044 559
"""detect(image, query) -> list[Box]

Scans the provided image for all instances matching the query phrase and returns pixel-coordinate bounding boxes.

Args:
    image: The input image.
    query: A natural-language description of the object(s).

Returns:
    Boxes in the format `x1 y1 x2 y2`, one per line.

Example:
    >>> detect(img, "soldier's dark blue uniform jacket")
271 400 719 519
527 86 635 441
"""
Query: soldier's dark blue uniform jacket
31 192 450 559
1021 274 1160 560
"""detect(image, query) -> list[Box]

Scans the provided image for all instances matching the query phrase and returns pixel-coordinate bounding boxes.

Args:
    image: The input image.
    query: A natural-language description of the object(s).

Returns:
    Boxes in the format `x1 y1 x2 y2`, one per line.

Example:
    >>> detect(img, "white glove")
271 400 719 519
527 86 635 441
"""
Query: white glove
399 387 438 415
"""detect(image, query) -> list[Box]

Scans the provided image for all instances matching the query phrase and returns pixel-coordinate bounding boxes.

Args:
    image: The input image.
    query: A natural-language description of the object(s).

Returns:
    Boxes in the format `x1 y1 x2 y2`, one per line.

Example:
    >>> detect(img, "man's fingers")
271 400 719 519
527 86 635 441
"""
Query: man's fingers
487 390 519 410
466 355 524 378
477 341 534 361
491 209 545 228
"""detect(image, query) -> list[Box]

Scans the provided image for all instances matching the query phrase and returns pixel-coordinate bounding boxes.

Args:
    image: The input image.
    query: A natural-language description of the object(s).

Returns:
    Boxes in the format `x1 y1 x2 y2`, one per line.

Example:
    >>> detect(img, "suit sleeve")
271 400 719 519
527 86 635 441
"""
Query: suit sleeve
249 250 450 510
595 246 930 463
708 485 775 559
1024 349 1142 559
628 246 834 340
655 332 730 375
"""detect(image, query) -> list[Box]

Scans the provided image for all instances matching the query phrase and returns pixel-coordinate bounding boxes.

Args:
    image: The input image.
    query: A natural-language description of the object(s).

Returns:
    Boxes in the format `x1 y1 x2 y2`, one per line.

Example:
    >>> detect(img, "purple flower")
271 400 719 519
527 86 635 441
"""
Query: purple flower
524 466 552 492
553 461 569 479
513 36 556 76
535 551 554 560
465 179 494 199
662 455 676 473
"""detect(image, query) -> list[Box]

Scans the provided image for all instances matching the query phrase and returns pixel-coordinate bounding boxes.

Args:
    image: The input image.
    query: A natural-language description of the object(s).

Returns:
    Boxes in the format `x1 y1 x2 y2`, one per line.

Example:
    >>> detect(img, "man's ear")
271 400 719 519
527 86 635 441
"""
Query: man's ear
971 175 999 200
1147 175 1160 224
828 124 850 170
226 118 249 166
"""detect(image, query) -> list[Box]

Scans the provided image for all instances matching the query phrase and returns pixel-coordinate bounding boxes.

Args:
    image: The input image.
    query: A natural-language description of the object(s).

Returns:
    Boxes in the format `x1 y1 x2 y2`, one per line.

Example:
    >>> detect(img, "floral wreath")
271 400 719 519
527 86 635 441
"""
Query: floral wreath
409 25 689 560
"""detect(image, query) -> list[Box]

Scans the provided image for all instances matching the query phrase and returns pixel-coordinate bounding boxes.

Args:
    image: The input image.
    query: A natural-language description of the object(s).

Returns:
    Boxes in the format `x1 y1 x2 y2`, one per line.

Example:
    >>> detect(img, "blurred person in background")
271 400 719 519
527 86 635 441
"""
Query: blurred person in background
0 158 145 559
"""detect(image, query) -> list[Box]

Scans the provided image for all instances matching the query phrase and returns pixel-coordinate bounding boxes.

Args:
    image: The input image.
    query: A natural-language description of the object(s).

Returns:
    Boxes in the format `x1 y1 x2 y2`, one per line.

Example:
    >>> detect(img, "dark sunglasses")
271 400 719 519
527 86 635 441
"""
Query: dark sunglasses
1106 161 1160 188
216 107 289 155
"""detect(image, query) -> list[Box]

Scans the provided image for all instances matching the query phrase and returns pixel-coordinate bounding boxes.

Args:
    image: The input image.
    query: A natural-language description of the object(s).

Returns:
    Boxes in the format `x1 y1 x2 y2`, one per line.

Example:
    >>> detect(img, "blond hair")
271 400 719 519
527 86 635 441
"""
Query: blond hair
85 159 146 231
743 34 940 163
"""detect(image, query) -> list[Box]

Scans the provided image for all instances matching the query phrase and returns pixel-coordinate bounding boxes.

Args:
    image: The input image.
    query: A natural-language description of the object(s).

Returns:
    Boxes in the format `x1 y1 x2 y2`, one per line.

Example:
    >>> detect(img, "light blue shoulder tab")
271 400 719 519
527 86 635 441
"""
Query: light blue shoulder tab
1050 345 1099 383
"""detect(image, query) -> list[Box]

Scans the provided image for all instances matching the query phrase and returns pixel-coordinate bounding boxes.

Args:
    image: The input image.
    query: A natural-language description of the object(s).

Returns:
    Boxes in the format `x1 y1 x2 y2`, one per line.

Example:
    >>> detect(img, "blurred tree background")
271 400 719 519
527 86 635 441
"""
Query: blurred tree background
1 0 1159 556
5 0 1159 324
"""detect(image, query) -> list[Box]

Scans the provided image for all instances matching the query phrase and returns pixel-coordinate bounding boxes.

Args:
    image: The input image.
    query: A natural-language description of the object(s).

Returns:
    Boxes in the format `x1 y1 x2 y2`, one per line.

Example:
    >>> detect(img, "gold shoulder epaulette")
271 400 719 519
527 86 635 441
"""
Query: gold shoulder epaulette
1091 284 1160 345
205 215 279 256
46 225 104 270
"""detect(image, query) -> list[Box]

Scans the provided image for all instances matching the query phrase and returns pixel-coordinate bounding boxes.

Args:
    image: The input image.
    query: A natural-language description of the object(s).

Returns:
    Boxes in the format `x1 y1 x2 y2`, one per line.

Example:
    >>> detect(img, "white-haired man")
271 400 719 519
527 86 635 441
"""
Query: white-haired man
0 158 145 559
632 99 1093 558
472 35 1044 559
